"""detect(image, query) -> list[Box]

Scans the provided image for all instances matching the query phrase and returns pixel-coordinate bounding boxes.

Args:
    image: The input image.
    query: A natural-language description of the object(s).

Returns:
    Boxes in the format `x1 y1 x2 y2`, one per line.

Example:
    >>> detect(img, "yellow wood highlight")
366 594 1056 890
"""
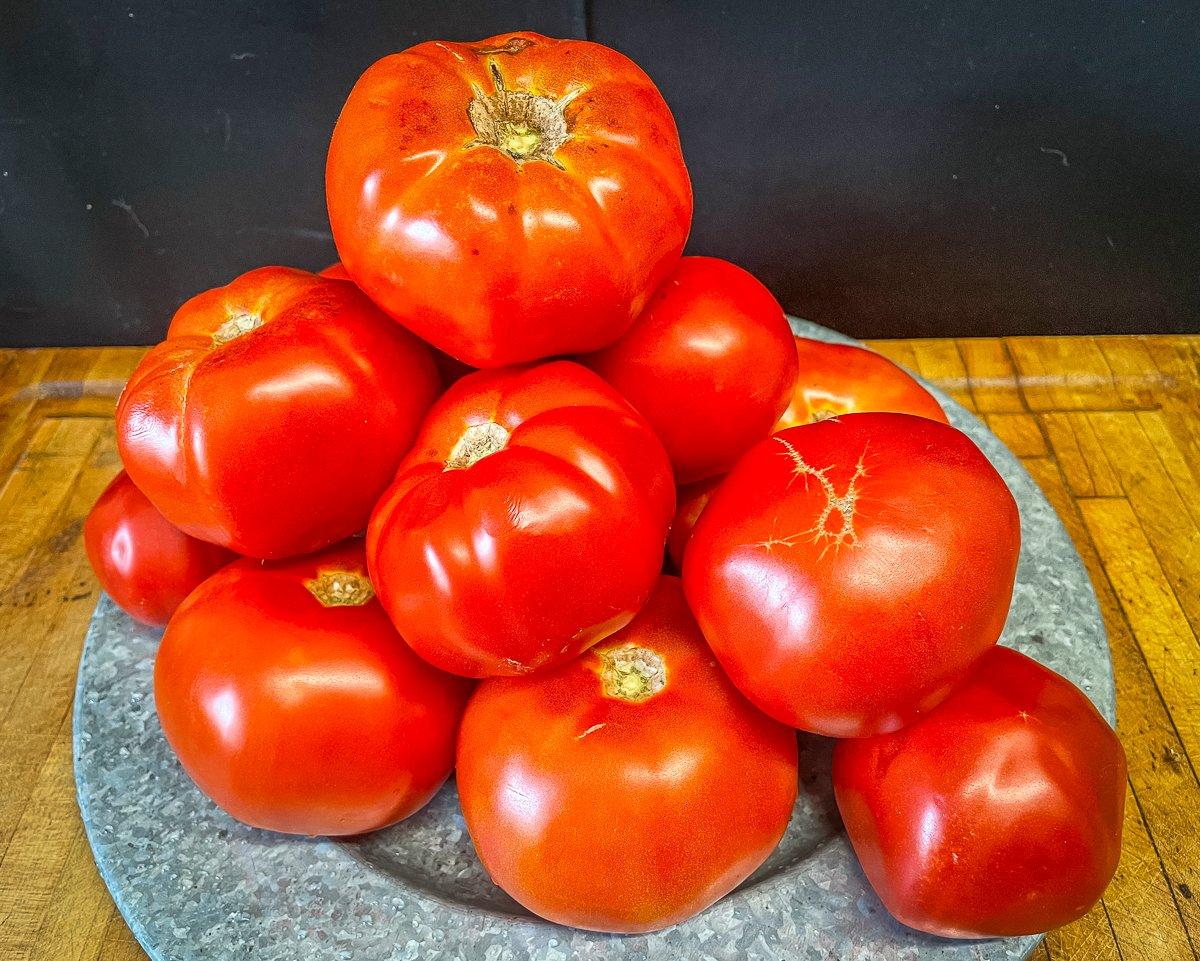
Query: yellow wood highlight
0 337 1197 960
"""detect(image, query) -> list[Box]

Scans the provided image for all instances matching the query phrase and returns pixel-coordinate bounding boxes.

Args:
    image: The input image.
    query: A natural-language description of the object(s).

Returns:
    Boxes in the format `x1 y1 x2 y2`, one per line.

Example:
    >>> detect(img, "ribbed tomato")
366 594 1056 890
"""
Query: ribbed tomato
326 32 692 368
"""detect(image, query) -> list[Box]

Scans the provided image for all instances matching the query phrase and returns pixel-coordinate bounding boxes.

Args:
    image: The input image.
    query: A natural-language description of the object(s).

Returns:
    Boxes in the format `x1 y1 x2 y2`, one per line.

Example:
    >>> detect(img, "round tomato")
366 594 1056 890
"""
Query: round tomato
666 474 723 571
834 646 1127 937
778 338 947 429
155 541 471 836
585 256 797 483
683 412 1020 737
84 470 234 626
116 267 439 559
457 575 798 932
367 361 674 678
326 31 692 368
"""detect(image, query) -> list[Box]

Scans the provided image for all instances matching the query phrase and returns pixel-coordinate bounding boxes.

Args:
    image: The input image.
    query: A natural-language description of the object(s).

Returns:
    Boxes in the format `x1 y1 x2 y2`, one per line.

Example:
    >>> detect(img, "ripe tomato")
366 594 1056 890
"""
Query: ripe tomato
666 475 723 571
318 261 352 281
116 267 439 559
834 646 1127 937
367 361 674 678
84 470 234 626
457 576 798 932
154 541 472 836
683 412 1020 737
585 256 797 483
326 31 692 368
778 338 947 428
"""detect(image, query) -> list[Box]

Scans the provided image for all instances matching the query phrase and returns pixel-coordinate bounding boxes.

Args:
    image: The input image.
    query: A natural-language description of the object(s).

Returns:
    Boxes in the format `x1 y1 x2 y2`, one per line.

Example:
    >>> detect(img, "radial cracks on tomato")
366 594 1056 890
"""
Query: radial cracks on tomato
445 421 510 470
599 644 667 703
756 436 869 557
304 570 375 607
211 311 263 346
466 61 583 168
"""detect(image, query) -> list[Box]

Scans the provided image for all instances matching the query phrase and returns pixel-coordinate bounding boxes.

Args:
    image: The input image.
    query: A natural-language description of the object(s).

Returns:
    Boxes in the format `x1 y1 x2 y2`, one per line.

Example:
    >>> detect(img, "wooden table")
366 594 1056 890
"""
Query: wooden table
0 337 1197 961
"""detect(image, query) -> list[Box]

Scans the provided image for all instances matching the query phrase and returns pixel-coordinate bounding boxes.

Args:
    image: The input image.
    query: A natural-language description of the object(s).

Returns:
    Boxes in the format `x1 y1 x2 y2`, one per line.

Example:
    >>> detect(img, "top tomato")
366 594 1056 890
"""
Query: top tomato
585 256 798 483
326 32 693 368
116 267 440 559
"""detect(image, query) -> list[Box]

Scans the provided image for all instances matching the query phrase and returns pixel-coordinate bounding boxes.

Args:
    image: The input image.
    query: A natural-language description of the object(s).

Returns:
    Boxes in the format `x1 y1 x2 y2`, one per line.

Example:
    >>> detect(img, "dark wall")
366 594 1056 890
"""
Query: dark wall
2 0 1197 347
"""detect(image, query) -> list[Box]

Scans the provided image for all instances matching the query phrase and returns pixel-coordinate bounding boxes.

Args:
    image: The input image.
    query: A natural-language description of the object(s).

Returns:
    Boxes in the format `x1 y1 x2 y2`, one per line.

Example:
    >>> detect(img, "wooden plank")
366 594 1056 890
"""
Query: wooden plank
95 941 147 961
0 733 56 858
1040 412 1123 498
1086 411 1200 642
906 338 975 410
862 338 923 377
1137 411 1200 531
985 412 1048 458
1044 901 1121 961
1025 457 1200 954
27 829 115 961
1007 337 1125 411
957 337 1025 412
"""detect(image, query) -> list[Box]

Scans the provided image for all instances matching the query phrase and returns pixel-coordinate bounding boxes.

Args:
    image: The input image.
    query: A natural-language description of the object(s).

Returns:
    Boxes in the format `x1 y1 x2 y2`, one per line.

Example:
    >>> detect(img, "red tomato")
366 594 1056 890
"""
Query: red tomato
116 267 439 559
778 338 947 429
457 575 798 932
326 31 692 368
834 646 1127 937
666 474 723 571
367 361 674 678
683 412 1020 737
585 257 797 483
154 541 472 836
84 470 234 626
322 261 475 385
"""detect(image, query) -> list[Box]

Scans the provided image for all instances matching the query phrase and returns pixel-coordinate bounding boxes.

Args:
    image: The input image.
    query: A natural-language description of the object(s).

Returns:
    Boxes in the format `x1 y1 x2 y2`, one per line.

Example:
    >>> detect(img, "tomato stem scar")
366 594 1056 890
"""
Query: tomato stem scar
212 311 263 346
599 644 667 703
466 61 573 167
304 570 375 607
445 421 510 470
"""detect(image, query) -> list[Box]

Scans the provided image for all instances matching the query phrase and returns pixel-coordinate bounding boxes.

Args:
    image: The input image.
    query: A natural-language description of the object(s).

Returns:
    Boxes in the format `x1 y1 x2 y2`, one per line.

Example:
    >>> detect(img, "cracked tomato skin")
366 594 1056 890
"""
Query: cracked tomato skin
456 575 798 932
367 361 674 678
154 541 473 836
116 267 440 559
778 338 947 429
84 470 235 626
833 646 1127 937
683 412 1020 737
585 256 797 483
326 31 692 368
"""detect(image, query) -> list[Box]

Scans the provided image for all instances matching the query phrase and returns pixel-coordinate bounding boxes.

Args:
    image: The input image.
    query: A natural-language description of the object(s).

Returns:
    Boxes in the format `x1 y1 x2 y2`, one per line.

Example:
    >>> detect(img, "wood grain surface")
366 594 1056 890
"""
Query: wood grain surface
0 337 1196 961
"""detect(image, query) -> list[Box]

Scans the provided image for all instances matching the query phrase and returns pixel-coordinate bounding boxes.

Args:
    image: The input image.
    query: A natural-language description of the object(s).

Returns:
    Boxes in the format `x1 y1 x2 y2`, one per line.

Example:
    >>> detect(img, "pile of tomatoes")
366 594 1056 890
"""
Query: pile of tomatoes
84 31 1126 941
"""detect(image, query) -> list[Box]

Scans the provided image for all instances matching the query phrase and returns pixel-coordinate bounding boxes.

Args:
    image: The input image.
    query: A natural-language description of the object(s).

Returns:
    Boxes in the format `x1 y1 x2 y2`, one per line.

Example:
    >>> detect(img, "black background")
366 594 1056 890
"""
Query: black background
1 0 1197 347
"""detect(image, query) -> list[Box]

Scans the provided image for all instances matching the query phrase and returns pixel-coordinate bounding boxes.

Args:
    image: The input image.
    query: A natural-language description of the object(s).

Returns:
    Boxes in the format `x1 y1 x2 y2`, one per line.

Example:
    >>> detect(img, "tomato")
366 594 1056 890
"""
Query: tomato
322 261 475 385
833 646 1127 937
367 361 674 678
116 267 440 559
83 470 234 626
154 541 472 836
326 31 692 368
585 256 797 483
666 475 723 571
456 575 797 932
683 412 1020 737
778 338 947 429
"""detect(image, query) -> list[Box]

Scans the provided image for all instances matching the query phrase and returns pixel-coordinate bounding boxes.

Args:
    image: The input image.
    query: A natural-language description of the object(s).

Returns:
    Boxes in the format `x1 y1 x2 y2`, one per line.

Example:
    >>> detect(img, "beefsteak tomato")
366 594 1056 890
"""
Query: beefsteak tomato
456 575 798 932
367 361 674 678
666 474 723 571
154 541 471 836
116 267 440 559
683 412 1020 737
326 31 692 368
778 338 947 428
84 470 234 626
833 646 1127 937
586 256 797 483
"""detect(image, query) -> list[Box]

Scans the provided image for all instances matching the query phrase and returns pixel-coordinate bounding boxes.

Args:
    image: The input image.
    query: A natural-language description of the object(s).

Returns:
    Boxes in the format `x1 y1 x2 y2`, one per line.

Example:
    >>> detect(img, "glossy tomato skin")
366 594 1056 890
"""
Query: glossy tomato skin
457 575 798 932
155 541 472 836
84 471 235 626
683 412 1020 737
326 32 692 368
833 646 1127 937
666 474 723 571
367 361 674 678
586 257 797 483
778 338 947 429
116 267 440 559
